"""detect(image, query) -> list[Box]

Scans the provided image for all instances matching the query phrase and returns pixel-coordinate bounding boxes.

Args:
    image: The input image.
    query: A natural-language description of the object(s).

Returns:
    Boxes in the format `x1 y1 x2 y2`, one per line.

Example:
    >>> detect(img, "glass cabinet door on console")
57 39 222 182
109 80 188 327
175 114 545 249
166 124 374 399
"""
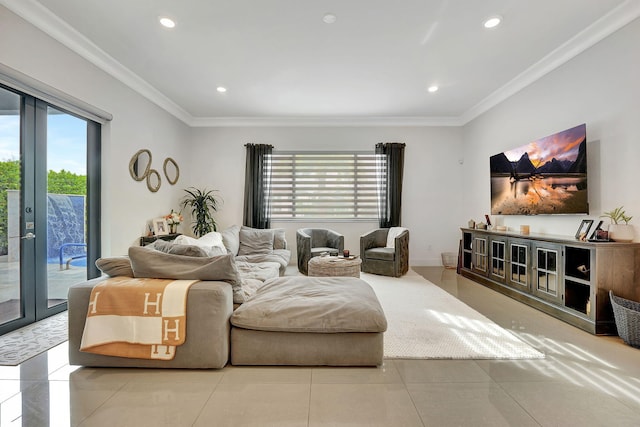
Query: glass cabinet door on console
507 240 530 290
472 236 488 275
533 244 563 304
462 232 473 270
490 238 506 281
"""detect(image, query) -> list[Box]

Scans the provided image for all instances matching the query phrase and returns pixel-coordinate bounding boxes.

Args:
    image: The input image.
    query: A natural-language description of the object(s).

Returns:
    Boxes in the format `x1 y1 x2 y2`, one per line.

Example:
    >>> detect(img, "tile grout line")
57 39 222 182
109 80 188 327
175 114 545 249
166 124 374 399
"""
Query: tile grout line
190 374 223 427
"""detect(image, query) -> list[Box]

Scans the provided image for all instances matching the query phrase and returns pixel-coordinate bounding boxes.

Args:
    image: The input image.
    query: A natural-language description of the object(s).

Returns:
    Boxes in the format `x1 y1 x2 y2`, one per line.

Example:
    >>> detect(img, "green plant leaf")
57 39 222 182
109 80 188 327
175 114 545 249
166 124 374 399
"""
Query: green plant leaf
180 187 222 237
601 206 631 225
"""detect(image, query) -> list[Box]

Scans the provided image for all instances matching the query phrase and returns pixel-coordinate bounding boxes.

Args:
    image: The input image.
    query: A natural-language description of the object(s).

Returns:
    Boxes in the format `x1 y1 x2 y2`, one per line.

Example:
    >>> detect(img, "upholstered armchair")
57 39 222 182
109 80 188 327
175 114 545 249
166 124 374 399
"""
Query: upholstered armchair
360 228 409 277
296 228 345 275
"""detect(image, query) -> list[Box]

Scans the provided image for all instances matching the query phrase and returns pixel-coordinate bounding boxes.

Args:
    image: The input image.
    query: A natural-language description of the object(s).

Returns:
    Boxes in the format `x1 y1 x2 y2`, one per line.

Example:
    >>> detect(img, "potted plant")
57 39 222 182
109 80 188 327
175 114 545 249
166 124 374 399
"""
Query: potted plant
601 206 635 242
180 187 222 237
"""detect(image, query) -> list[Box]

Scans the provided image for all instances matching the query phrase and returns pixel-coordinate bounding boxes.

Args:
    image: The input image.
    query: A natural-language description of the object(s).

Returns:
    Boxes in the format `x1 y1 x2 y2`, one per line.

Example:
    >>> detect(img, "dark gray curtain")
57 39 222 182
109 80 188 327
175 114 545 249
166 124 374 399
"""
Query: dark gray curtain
243 144 273 229
375 142 406 228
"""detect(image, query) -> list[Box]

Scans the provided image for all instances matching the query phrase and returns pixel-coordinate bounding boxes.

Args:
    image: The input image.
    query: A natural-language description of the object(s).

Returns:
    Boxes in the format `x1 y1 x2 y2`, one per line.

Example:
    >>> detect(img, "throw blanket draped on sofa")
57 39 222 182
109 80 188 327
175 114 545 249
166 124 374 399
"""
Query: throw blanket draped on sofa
80 277 197 360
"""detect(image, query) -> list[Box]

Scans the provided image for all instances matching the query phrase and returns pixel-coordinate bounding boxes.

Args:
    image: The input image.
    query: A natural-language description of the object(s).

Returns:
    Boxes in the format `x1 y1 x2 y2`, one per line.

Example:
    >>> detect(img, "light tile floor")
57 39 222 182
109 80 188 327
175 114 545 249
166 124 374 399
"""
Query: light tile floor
2 267 640 426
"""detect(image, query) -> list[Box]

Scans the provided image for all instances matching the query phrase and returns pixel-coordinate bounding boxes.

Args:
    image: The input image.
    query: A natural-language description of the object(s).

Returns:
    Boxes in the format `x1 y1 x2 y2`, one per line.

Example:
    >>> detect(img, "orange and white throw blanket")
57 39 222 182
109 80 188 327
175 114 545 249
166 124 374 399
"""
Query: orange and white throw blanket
80 277 198 360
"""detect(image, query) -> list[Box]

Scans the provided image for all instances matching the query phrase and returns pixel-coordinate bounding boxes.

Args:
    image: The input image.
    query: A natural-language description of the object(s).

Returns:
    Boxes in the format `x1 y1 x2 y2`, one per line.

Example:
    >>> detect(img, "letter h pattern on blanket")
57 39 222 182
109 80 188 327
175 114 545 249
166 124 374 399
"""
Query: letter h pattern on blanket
80 277 197 360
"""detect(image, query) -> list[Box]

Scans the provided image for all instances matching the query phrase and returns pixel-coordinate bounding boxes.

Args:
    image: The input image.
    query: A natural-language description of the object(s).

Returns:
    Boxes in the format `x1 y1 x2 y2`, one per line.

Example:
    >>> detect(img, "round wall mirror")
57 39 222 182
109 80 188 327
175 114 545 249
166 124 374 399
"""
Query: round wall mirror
163 157 180 185
129 149 152 181
146 169 161 192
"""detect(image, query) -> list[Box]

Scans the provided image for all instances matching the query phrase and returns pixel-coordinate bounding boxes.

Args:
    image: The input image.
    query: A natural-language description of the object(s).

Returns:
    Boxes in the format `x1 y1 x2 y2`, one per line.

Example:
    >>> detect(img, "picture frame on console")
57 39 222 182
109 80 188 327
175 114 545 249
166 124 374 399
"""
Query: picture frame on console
588 220 609 241
575 219 593 240
153 218 169 236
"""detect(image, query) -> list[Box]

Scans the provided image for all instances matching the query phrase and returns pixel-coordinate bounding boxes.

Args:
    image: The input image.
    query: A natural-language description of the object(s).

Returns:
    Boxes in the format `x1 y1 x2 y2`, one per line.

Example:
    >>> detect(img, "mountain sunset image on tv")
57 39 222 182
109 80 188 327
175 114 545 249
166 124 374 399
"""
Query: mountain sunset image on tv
490 124 588 215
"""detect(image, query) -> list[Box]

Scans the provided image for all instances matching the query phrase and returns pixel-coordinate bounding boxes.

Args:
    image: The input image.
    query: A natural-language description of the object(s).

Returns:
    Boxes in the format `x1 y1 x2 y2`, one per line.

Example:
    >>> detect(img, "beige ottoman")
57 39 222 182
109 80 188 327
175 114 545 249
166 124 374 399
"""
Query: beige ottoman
230 276 387 366
308 255 362 277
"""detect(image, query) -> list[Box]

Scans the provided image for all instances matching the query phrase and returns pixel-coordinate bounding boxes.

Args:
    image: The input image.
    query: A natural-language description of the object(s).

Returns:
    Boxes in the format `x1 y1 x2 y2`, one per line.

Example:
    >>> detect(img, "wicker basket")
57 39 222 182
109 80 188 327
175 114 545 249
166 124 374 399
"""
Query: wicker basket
609 290 640 348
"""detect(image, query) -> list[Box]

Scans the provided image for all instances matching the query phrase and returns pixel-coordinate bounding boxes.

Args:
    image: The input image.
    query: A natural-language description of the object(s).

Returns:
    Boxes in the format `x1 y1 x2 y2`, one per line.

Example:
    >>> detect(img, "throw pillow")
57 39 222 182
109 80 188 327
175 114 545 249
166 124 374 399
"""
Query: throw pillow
173 234 227 256
386 227 408 248
272 228 287 250
197 231 225 248
128 246 245 302
95 256 134 277
220 225 240 255
238 227 274 255
153 240 209 257
237 226 287 249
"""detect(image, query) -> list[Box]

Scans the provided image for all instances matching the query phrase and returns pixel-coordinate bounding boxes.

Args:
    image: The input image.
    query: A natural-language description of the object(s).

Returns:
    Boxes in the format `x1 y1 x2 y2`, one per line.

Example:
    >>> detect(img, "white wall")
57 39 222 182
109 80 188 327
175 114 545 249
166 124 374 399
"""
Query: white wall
0 7 191 255
462 18 640 239
189 126 463 265
7 7 635 264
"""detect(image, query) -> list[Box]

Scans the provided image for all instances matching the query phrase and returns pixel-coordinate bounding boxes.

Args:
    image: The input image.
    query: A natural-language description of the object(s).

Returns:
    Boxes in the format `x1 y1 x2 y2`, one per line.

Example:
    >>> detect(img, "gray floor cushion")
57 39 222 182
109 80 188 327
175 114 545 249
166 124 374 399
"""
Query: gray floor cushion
230 276 387 366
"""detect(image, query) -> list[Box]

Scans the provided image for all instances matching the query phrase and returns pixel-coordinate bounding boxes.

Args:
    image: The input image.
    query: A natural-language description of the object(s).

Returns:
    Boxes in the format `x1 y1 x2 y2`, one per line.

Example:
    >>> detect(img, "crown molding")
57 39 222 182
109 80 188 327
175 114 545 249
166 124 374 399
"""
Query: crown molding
4 0 638 128
460 0 640 125
187 116 463 127
1 0 192 124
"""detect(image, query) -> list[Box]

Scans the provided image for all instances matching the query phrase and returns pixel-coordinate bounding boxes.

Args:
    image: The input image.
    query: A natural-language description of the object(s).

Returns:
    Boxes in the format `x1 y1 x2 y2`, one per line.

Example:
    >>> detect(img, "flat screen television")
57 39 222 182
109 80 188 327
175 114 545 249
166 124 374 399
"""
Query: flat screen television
490 123 588 215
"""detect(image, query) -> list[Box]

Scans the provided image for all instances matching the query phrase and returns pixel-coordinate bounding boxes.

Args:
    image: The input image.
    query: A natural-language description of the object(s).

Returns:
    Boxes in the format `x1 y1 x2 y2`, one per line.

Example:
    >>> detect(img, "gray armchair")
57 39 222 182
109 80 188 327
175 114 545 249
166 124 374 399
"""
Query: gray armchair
297 228 344 275
360 228 409 277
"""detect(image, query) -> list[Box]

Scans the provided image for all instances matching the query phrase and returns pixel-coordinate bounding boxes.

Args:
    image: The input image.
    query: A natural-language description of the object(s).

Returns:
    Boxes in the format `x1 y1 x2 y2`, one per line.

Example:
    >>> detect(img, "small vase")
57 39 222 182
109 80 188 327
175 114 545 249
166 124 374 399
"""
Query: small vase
169 224 177 234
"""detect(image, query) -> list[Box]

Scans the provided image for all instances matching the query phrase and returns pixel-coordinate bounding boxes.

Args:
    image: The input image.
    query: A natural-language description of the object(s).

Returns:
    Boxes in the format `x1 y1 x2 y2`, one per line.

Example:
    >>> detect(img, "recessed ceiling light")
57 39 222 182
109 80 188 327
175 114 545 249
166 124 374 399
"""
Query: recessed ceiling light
159 17 176 28
216 87 227 93
428 85 439 93
483 15 502 29
323 13 337 24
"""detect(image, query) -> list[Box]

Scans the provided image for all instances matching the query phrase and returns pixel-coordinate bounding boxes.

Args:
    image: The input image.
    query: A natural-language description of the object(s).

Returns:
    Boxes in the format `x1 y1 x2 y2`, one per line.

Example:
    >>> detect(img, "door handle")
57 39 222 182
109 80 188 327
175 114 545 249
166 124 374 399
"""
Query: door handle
21 232 36 240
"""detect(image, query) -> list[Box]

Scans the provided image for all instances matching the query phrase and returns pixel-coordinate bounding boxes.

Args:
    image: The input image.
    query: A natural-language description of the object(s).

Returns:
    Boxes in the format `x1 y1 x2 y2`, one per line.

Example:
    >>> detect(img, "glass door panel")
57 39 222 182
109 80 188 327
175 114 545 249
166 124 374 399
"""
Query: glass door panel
473 237 487 273
0 87 23 327
491 240 505 279
508 242 529 288
534 245 562 304
45 107 87 309
1 89 98 336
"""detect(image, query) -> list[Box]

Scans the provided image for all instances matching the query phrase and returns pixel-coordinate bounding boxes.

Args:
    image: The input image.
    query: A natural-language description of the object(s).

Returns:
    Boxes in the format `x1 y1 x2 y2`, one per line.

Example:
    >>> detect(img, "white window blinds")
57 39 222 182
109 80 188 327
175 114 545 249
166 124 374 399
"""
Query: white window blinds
270 152 379 220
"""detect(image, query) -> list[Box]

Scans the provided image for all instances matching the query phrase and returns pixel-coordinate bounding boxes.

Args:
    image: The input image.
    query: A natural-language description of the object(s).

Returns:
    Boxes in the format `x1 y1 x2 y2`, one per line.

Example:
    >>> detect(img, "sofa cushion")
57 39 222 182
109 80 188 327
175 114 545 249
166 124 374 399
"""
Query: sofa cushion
235 249 291 276
238 227 274 255
173 233 227 256
365 247 395 261
221 225 240 255
230 276 387 333
95 256 134 277
128 246 245 302
152 240 209 257
235 260 281 282
273 228 287 250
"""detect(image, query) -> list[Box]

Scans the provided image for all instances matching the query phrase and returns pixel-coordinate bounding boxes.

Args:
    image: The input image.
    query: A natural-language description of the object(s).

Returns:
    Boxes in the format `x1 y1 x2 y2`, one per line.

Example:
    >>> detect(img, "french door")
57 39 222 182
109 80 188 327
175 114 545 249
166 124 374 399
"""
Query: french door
0 84 101 335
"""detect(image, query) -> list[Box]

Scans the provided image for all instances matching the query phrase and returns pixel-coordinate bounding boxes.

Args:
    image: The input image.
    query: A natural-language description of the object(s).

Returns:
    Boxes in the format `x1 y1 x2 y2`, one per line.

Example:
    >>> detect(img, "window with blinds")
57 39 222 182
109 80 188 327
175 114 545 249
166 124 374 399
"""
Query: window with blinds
270 152 379 220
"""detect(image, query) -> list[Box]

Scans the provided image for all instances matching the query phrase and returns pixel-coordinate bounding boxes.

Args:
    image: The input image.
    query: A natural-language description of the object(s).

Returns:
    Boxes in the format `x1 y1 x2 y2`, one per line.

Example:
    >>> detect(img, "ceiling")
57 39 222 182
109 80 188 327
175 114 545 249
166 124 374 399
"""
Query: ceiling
3 0 639 126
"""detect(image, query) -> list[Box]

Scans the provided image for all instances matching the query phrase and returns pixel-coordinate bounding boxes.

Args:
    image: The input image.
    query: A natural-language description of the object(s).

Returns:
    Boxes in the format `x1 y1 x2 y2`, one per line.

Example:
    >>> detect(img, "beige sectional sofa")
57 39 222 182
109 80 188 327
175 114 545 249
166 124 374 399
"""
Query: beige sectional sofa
68 275 386 368
67 226 387 368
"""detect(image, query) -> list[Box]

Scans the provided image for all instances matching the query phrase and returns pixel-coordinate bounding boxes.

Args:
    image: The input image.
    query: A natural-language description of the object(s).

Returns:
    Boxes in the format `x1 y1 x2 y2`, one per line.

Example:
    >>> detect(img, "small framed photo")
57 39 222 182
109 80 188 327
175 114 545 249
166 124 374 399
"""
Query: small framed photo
575 219 594 240
153 218 169 236
588 220 604 240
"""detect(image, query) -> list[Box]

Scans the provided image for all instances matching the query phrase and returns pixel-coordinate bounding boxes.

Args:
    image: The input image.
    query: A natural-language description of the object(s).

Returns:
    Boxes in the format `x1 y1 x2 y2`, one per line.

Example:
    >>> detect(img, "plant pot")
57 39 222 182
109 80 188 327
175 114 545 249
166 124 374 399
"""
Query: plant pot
608 224 635 242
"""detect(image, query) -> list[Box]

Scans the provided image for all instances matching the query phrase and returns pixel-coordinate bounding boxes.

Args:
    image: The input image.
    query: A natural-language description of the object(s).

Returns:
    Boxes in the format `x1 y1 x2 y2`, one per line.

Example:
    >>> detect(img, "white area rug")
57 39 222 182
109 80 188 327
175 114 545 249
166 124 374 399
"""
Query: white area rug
362 270 544 359
0 311 68 366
